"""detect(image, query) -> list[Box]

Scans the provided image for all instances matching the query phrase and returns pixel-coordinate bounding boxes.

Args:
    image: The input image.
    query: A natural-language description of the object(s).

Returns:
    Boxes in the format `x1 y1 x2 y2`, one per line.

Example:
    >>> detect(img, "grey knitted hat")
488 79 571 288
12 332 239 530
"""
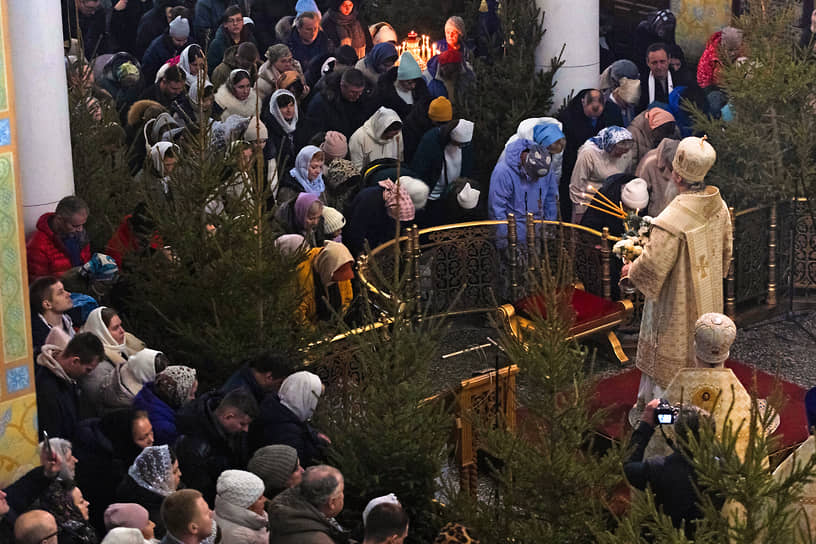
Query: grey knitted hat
247 445 299 492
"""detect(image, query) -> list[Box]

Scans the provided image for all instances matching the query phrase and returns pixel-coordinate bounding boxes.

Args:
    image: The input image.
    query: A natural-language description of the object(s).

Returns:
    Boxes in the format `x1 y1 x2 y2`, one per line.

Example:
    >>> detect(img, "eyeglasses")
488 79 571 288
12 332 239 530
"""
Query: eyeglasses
41 528 60 542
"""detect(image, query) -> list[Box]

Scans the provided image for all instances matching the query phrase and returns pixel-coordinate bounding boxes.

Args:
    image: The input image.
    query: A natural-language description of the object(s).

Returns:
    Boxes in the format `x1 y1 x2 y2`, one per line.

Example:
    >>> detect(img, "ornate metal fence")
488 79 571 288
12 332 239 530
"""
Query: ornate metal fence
358 215 621 317
358 200 816 323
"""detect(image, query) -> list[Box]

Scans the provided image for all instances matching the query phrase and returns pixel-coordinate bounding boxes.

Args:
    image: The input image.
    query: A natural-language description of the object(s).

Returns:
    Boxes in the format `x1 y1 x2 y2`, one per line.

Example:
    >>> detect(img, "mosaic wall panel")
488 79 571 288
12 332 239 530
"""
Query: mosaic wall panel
0 0 38 486
671 0 733 59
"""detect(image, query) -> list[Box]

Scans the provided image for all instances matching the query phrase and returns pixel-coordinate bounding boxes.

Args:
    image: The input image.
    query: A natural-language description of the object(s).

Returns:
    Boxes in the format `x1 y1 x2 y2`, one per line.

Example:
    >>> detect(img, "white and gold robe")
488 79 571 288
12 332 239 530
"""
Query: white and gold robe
629 185 733 389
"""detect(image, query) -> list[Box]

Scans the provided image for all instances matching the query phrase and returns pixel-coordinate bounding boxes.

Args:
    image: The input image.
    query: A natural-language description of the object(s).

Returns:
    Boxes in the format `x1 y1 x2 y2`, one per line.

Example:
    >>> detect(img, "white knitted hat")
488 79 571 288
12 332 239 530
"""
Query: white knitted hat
322 206 346 234
621 178 649 210
398 176 429 211
216 470 265 508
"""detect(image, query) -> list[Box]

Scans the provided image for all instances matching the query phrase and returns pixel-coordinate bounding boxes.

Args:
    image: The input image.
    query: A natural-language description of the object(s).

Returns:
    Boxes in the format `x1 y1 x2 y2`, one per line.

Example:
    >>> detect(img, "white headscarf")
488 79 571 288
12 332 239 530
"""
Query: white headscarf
128 445 177 497
268 89 299 134
189 78 214 106
177 44 209 89
278 371 322 422
81 306 127 352
275 234 307 256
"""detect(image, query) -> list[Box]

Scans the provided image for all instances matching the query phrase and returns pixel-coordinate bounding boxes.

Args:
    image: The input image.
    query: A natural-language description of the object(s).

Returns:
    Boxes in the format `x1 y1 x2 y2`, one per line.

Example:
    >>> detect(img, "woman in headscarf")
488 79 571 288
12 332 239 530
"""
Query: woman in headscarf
257 371 330 464
116 445 182 538
100 349 169 412
348 106 403 172
354 42 398 86
40 480 98 544
177 44 208 89
80 307 146 414
600 59 641 127
410 118 475 227
557 88 608 220
136 141 179 203
133 365 198 446
212 69 259 121
626 106 677 165
697 26 744 89
276 146 326 204
276 192 327 249
322 0 372 59
256 44 308 103
73 409 155 532
344 176 425 257
261 90 300 197
187 79 215 126
569 126 635 224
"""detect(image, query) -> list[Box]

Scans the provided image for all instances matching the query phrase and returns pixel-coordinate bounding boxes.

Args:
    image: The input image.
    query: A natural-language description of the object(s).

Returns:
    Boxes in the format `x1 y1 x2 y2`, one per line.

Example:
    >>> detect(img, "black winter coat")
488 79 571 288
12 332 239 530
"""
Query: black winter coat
115 475 168 538
302 72 375 140
256 395 325 465
35 366 82 441
174 392 251 506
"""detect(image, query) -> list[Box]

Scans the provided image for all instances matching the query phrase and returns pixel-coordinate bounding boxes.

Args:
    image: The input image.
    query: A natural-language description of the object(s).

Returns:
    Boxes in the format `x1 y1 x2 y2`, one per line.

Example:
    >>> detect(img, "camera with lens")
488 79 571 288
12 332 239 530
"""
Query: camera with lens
655 399 678 425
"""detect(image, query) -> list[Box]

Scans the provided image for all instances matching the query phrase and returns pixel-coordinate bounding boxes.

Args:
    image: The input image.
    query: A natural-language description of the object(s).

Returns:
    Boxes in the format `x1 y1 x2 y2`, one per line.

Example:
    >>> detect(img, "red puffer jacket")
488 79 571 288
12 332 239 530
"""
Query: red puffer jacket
26 213 91 280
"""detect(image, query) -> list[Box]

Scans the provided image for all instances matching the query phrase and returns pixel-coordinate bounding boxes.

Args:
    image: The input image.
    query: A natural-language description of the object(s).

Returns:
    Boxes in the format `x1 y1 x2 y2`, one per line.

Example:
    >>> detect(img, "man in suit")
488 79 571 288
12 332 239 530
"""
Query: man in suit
637 43 684 113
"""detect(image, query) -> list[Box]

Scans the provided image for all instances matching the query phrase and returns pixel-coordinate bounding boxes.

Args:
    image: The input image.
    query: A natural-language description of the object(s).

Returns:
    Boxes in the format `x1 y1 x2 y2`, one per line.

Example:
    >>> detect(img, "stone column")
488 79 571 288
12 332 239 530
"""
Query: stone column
535 0 600 113
8 0 74 235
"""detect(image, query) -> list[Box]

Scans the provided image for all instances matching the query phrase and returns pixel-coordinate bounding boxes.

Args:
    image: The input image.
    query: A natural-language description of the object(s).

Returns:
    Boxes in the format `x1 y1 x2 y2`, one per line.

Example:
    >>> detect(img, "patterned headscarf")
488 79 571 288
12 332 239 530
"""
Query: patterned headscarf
522 144 552 178
290 146 326 194
378 179 415 221
589 126 633 153
128 445 177 497
154 365 197 409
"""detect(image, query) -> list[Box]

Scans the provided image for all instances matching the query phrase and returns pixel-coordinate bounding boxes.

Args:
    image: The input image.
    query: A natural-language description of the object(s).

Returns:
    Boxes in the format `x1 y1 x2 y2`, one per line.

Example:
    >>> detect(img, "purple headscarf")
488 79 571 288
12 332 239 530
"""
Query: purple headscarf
294 192 322 231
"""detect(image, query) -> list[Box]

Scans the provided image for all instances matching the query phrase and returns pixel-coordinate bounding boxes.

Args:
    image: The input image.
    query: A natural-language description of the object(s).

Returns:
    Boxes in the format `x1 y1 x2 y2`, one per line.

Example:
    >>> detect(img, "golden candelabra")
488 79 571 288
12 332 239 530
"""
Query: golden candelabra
397 31 439 71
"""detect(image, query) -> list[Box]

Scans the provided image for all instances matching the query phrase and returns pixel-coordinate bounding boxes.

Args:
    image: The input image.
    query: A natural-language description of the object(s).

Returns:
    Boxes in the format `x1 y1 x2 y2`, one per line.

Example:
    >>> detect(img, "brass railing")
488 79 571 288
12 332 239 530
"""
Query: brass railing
358 200 816 322
357 214 622 317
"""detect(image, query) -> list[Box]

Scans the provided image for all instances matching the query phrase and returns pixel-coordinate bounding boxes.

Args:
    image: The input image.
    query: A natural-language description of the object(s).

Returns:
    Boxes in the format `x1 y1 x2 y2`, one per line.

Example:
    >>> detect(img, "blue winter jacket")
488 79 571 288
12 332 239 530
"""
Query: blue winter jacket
132 382 179 446
194 0 227 43
488 138 559 245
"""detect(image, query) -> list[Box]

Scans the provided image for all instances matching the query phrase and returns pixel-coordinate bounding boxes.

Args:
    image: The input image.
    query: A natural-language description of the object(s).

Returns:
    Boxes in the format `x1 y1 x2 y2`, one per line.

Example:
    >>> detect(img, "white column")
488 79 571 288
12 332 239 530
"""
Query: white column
535 0 600 114
8 0 74 235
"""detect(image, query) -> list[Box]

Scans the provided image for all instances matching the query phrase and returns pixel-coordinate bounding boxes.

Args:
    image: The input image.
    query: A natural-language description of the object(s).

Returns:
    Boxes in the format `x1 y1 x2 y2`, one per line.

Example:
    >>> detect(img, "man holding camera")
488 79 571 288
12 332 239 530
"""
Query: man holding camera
624 398 713 537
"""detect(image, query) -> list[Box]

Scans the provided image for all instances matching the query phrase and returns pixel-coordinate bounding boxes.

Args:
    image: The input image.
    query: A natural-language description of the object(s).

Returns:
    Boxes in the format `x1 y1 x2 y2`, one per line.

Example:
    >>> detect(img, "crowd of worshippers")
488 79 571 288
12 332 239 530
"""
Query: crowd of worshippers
6 311 432 544
62 0 742 281
8 5 751 542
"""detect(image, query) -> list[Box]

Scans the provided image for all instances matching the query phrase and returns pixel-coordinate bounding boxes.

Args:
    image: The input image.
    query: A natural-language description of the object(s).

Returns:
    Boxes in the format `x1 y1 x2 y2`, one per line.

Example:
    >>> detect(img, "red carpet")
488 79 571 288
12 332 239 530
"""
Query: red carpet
590 360 809 451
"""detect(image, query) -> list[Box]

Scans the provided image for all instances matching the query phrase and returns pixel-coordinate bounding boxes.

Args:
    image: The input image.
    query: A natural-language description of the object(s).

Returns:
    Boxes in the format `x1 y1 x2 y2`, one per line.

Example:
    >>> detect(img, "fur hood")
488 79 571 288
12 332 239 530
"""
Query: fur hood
127 99 165 127
214 85 260 121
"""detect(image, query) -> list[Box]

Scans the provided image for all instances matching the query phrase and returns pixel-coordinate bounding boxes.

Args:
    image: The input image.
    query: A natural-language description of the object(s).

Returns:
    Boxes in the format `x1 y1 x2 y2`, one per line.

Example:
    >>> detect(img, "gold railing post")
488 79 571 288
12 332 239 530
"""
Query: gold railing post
404 227 415 312
601 227 611 299
411 226 421 306
767 204 778 307
526 212 535 274
508 214 519 300
726 207 736 318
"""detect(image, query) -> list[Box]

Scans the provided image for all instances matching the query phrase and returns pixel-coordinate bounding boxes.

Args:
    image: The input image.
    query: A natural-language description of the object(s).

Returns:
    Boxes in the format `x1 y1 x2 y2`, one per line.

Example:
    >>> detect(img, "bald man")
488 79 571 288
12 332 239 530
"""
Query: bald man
14 510 58 544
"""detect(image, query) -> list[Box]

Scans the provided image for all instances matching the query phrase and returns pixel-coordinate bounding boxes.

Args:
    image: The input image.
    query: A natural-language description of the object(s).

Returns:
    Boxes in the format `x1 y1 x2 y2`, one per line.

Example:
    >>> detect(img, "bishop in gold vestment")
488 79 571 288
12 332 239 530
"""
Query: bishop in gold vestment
625 137 733 401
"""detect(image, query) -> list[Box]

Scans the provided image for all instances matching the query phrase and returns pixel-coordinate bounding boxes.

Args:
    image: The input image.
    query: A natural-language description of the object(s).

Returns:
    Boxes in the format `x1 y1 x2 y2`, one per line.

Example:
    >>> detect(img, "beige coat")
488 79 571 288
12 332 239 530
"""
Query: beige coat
256 59 306 103
348 107 404 172
569 141 634 221
214 496 269 544
636 138 680 217
628 186 732 387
